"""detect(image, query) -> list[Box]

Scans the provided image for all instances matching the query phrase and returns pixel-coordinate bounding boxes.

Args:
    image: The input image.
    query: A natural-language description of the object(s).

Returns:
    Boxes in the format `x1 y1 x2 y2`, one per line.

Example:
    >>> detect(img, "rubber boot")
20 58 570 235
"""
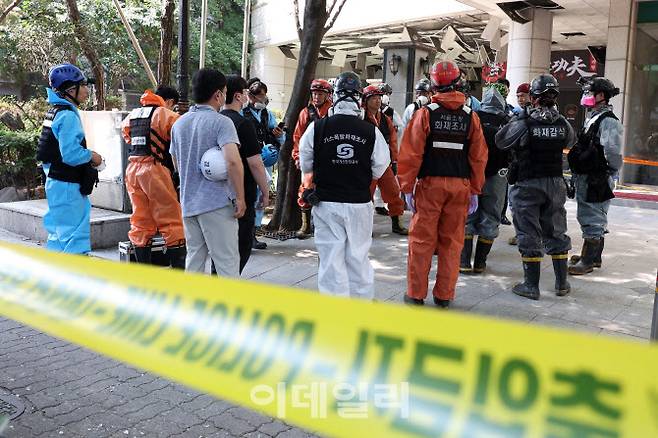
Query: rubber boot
167 244 186 270
551 254 571 296
403 295 424 306
594 236 604 268
296 208 313 240
433 296 451 308
459 235 474 273
134 246 152 264
512 260 541 300
473 237 494 274
570 237 604 268
568 238 600 275
569 244 585 266
391 216 408 235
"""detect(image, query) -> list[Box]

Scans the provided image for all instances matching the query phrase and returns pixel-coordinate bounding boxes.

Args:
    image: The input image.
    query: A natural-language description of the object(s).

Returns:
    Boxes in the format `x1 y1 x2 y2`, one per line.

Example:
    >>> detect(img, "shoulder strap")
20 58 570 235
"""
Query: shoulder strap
260 109 270 129
312 117 329 175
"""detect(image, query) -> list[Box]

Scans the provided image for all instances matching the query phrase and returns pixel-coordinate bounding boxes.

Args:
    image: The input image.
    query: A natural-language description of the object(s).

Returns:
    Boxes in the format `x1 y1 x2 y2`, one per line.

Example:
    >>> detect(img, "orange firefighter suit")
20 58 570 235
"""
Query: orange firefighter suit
293 100 332 208
365 110 405 217
121 90 184 248
398 91 487 300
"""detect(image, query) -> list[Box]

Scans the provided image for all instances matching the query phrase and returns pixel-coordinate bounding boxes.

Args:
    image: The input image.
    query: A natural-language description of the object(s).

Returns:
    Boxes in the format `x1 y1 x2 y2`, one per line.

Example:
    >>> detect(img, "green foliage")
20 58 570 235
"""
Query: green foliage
0 128 40 190
189 0 245 75
0 96 49 129
0 0 246 99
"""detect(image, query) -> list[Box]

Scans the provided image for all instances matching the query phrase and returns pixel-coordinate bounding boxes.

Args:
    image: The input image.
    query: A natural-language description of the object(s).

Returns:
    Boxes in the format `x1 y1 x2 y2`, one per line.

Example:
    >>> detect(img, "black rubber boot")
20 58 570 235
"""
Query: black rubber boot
391 216 408 235
570 237 604 268
512 260 541 300
403 295 424 306
296 209 313 240
551 254 571 296
433 296 451 308
594 236 604 267
568 238 600 275
473 238 494 274
459 235 474 273
134 246 152 264
167 245 186 270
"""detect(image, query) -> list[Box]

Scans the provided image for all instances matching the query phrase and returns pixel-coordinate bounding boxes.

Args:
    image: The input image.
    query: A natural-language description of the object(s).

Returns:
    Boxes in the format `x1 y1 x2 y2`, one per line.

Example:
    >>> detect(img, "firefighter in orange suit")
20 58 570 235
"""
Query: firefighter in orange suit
398 60 488 308
121 87 185 267
362 84 408 235
292 79 333 239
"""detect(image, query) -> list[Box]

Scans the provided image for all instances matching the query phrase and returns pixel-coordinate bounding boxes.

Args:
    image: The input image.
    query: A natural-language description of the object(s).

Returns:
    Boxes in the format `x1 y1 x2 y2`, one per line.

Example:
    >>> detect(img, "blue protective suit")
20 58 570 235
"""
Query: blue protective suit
42 88 93 254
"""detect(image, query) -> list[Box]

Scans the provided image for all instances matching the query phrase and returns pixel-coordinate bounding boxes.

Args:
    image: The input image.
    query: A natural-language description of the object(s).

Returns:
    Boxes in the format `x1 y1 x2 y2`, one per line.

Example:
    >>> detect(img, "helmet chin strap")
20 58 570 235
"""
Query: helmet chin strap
59 84 81 106
333 90 361 108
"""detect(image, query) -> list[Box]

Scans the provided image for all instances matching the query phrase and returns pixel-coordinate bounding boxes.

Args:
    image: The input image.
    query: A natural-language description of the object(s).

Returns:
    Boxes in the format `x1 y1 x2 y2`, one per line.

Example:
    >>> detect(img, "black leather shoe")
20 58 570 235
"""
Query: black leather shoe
433 296 451 308
252 237 267 250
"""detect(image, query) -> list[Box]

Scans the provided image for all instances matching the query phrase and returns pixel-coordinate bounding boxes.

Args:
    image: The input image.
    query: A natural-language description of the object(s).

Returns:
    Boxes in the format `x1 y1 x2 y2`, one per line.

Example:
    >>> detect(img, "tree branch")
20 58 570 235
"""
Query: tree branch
293 0 302 40
324 0 347 33
0 0 23 25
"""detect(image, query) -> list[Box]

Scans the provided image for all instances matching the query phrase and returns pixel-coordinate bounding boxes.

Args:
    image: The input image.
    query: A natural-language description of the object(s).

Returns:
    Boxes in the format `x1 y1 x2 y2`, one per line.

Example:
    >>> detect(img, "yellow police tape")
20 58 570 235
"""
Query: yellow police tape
1 242 657 437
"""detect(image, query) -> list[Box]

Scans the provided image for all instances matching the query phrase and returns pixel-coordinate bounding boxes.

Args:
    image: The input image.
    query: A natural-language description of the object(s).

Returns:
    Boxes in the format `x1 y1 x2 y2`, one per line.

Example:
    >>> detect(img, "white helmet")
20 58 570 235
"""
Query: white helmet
199 147 227 181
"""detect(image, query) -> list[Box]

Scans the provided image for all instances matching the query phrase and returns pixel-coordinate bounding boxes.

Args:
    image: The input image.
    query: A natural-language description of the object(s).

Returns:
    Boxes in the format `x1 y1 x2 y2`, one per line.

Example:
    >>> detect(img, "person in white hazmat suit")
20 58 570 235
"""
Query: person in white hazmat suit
299 72 390 299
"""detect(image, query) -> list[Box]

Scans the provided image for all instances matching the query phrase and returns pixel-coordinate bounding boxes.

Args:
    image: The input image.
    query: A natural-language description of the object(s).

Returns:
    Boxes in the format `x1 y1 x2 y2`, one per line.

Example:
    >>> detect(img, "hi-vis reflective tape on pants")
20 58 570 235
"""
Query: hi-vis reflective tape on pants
0 243 657 437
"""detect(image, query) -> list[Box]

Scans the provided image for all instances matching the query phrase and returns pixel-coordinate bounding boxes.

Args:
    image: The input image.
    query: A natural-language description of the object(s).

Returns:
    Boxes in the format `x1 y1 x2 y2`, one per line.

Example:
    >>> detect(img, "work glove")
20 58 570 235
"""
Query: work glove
468 194 479 215
404 192 415 214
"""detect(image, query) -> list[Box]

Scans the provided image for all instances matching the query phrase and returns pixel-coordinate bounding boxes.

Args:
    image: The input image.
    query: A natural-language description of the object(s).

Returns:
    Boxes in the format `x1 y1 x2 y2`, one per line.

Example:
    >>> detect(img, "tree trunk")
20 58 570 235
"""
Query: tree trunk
65 0 106 109
268 0 334 231
0 0 22 24
158 0 176 86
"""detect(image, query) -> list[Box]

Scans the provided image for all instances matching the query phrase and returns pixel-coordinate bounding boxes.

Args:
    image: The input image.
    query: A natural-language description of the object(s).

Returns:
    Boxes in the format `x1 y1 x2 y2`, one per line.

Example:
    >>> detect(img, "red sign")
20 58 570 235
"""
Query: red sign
550 50 604 89
482 62 507 83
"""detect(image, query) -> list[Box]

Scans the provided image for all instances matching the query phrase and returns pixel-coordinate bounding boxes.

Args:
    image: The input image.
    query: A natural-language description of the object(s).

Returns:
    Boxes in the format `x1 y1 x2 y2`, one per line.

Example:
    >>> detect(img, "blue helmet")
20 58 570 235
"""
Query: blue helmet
261 144 279 167
49 63 86 91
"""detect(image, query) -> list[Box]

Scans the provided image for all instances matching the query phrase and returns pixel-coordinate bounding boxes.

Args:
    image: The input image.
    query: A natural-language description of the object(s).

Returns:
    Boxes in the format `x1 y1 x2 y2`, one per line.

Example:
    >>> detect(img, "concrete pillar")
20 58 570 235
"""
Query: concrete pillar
604 0 637 184
505 8 553 105
380 42 436 116
249 46 292 115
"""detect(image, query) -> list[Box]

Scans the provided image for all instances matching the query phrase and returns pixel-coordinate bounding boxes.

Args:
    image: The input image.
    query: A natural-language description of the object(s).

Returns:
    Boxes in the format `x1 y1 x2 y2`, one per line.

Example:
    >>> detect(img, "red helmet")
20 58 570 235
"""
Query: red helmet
310 79 332 94
362 84 385 102
430 60 461 90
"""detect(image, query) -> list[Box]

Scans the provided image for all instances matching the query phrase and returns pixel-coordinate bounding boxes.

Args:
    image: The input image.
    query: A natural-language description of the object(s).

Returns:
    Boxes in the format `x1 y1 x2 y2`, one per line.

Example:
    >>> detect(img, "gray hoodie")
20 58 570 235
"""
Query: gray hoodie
479 87 507 117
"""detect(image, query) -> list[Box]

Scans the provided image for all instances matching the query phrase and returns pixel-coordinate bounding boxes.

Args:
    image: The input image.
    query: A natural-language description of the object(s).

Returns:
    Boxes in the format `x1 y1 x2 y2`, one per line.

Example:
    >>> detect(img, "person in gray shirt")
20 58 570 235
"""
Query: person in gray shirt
170 69 245 276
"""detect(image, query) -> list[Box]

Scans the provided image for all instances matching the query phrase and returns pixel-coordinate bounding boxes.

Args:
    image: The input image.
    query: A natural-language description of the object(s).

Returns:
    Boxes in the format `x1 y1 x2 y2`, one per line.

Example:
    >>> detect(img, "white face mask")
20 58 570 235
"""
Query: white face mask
241 93 249 109
416 95 429 107
381 94 390 106
252 95 269 110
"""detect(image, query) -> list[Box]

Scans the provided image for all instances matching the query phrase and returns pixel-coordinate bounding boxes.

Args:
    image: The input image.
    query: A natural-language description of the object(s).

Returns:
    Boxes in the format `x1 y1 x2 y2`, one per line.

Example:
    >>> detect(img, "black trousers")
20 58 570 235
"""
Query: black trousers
238 203 256 273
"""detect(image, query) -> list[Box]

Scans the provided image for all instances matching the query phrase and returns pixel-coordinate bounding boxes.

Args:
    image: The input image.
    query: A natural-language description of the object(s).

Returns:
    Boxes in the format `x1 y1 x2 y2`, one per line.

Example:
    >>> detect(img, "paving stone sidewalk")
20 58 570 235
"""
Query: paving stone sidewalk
1 200 656 437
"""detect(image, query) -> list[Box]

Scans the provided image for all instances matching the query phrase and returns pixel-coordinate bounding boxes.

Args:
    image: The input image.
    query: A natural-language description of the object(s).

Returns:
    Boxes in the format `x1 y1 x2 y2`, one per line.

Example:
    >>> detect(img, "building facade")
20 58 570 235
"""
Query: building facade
249 0 657 186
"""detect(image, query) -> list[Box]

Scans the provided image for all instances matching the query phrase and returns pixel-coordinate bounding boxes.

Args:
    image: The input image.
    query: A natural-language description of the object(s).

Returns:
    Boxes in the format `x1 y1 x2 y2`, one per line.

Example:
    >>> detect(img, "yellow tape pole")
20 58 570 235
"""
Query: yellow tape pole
1 243 658 437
